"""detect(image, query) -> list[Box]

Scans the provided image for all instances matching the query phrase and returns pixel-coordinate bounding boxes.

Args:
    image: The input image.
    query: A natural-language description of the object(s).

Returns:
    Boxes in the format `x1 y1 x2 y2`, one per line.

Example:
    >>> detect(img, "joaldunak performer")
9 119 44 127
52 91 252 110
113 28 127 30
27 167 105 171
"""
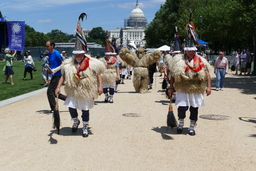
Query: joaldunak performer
55 13 105 137
99 40 120 103
119 47 161 93
167 10 211 136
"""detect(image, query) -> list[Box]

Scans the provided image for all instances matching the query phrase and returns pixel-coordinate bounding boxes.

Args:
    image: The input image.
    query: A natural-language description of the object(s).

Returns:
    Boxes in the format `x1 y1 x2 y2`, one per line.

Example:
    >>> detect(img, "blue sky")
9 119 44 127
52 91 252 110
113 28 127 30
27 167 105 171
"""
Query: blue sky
1 0 165 35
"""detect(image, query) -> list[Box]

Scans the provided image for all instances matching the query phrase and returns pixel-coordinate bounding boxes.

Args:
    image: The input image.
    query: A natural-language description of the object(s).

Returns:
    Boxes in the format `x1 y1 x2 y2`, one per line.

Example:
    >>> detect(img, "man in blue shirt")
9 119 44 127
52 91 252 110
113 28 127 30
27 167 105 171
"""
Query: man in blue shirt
45 40 66 112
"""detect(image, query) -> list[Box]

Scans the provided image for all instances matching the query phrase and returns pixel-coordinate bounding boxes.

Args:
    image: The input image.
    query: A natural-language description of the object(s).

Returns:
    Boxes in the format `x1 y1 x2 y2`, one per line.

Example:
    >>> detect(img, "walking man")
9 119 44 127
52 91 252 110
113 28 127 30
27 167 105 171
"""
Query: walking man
214 52 228 91
168 47 211 135
45 40 66 112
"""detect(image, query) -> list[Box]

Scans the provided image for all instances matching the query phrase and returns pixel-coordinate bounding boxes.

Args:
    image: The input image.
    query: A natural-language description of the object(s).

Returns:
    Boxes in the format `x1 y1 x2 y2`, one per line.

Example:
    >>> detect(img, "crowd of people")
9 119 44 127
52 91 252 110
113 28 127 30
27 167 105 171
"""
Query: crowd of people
232 49 252 76
1 15 254 138
3 41 255 138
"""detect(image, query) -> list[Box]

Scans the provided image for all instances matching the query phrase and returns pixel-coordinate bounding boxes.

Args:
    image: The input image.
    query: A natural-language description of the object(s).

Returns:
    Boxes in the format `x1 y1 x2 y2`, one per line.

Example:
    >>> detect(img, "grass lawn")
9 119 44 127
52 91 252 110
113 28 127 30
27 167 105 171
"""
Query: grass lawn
0 61 46 101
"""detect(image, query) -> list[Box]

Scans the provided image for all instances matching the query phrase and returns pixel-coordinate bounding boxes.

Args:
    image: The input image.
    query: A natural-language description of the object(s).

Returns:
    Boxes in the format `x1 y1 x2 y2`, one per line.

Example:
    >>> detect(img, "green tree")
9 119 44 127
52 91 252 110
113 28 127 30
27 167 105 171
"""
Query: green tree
145 0 181 47
146 0 255 53
25 25 50 47
46 29 73 42
88 27 107 46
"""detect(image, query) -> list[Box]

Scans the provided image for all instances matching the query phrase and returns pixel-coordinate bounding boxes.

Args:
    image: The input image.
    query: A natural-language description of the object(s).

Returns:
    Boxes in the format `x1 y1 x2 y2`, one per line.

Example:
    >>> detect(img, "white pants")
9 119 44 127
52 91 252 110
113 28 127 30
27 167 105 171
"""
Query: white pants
103 82 115 89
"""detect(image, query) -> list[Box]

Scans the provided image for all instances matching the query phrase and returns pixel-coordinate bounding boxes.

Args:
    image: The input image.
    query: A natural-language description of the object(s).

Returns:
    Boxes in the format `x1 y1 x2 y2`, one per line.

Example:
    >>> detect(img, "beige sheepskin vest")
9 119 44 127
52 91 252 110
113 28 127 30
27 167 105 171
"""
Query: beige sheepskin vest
61 56 105 99
168 54 211 94
100 57 117 83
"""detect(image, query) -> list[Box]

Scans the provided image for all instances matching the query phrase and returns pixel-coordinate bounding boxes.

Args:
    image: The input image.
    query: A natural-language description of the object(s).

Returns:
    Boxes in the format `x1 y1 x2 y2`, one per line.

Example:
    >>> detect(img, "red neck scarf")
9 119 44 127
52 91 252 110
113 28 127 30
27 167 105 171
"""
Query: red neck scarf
185 55 204 72
74 56 90 78
105 56 117 68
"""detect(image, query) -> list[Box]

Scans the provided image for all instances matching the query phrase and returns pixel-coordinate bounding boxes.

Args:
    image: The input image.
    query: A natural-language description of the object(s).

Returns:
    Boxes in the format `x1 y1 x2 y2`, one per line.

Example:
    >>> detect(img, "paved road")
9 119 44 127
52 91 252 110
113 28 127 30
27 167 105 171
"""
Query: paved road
0 69 256 171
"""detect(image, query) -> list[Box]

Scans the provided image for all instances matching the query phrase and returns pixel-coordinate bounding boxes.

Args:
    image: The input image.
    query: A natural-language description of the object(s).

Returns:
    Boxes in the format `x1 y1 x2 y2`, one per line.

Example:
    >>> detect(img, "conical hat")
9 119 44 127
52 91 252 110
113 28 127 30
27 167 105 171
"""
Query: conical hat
184 9 198 51
73 13 88 54
105 40 116 55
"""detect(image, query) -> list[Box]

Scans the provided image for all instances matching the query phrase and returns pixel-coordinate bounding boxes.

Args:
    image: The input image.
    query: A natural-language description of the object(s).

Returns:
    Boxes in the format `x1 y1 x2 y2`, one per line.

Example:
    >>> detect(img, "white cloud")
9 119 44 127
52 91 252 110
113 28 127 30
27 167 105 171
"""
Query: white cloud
109 0 165 9
149 0 166 3
1 0 109 10
37 19 53 23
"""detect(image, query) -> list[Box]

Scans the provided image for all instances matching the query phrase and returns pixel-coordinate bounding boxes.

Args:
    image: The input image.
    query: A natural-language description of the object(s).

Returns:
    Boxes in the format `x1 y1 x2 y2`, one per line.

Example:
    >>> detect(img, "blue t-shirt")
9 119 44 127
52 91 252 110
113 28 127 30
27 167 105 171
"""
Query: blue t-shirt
48 50 63 76
115 62 119 68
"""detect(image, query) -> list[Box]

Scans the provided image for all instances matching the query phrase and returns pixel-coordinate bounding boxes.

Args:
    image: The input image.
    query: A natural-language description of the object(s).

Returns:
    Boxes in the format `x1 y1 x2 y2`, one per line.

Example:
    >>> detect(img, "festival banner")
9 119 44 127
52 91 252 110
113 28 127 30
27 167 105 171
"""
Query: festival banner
6 21 25 51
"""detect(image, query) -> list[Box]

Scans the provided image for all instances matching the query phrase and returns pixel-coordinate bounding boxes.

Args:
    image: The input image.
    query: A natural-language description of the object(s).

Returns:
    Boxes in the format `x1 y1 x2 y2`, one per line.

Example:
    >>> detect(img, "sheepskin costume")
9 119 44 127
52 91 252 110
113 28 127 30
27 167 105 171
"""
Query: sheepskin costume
61 55 105 100
99 56 117 83
168 53 211 94
119 47 161 93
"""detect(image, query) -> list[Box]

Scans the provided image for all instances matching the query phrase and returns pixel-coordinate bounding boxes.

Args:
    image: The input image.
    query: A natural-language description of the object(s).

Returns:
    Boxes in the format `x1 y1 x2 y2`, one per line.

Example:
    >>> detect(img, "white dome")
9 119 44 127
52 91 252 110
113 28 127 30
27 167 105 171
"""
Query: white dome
130 6 145 18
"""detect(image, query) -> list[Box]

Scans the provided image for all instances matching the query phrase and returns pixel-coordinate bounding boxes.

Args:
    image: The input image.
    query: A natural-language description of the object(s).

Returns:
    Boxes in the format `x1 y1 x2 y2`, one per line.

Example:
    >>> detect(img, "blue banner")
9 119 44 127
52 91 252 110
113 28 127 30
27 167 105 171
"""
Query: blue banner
6 21 25 51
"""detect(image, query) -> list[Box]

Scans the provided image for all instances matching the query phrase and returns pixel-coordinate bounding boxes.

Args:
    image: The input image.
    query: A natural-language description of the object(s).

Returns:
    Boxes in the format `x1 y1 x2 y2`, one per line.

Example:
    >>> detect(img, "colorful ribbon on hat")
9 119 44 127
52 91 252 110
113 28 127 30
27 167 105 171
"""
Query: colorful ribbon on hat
105 40 116 53
76 21 87 50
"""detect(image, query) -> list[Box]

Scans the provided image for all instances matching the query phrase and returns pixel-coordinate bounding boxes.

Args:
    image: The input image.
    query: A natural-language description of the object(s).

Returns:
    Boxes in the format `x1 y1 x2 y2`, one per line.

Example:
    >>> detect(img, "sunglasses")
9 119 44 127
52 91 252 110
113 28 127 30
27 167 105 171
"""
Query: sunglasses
45 45 50 47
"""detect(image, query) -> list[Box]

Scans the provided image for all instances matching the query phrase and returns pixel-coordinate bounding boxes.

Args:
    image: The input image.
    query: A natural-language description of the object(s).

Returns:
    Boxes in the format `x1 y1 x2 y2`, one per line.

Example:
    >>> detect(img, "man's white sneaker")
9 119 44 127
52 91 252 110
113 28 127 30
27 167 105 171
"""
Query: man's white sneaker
82 124 89 137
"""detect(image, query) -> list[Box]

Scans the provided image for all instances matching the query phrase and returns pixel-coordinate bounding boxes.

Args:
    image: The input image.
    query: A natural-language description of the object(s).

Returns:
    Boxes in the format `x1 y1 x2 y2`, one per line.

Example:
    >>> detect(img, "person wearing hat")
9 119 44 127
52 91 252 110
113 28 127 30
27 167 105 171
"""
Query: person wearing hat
167 11 211 136
214 52 228 91
3 48 16 85
55 13 105 137
99 40 120 103
168 47 211 135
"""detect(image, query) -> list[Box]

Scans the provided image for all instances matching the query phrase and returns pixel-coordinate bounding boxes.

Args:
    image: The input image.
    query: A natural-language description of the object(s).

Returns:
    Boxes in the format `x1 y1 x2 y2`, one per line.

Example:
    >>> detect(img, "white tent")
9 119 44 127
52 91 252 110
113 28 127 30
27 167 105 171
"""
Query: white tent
157 45 170 51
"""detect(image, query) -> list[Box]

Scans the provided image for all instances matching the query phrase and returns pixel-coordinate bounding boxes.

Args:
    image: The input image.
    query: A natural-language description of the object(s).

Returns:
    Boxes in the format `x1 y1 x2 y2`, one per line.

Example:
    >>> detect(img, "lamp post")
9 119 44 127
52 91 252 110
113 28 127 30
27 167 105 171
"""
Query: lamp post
199 16 203 52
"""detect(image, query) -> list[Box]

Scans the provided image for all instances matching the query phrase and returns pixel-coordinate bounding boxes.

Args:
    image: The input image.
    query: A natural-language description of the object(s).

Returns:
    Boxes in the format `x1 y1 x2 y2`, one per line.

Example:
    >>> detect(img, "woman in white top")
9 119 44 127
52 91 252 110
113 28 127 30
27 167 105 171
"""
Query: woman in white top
233 51 240 75
23 51 35 80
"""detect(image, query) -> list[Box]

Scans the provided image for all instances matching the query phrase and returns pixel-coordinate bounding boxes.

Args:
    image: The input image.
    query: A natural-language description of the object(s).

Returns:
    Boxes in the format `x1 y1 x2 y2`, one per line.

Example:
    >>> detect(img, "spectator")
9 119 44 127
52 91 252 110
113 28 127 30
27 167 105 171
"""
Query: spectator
148 62 157 89
3 48 16 85
214 52 228 91
239 50 247 75
23 51 35 80
201 51 208 61
61 50 68 60
39 51 44 60
41 50 51 87
246 49 252 75
233 51 240 75
158 51 165 76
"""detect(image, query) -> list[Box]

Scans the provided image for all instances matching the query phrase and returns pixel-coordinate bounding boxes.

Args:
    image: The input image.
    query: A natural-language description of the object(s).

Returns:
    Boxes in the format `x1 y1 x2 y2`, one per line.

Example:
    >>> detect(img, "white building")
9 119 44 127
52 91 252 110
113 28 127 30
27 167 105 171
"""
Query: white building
84 0 147 48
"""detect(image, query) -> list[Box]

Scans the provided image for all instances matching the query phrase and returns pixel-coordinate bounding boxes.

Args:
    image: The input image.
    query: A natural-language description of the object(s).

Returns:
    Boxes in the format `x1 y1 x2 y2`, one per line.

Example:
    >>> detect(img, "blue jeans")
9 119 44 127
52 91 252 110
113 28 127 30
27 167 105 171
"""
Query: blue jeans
215 68 226 88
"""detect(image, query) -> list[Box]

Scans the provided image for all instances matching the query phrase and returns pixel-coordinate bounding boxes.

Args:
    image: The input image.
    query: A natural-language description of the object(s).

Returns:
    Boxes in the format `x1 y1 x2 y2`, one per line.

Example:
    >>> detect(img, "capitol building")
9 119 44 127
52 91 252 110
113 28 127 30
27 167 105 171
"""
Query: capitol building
84 0 147 48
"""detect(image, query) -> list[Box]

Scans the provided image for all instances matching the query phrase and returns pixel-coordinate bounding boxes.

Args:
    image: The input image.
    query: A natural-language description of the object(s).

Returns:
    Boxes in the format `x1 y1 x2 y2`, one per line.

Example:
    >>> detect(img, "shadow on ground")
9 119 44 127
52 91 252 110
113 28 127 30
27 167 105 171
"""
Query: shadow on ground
238 117 256 124
36 110 69 115
48 127 93 144
211 75 256 95
152 126 190 140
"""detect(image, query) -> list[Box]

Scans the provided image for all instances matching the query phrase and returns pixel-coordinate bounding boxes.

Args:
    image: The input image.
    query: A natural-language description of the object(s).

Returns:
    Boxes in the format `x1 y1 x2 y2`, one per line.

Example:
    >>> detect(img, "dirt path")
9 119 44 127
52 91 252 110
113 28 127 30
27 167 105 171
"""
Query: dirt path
0 68 256 171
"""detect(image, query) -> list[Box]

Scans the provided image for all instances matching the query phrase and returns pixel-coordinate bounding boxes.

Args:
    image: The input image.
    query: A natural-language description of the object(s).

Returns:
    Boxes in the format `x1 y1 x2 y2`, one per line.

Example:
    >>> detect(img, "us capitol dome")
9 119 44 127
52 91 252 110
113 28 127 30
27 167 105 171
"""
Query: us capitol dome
83 0 148 50
125 0 147 28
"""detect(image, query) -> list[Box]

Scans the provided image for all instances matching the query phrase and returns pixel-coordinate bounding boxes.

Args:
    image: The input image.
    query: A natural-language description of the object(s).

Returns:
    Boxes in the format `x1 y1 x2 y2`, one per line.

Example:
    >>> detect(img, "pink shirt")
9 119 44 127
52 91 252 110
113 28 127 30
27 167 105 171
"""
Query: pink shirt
214 56 229 72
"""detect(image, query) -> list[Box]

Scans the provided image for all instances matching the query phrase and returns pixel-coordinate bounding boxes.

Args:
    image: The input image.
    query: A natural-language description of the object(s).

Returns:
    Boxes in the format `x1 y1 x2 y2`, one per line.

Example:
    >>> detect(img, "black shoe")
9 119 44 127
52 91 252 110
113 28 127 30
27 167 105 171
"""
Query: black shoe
72 120 80 133
104 96 109 103
177 127 183 134
188 129 196 136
